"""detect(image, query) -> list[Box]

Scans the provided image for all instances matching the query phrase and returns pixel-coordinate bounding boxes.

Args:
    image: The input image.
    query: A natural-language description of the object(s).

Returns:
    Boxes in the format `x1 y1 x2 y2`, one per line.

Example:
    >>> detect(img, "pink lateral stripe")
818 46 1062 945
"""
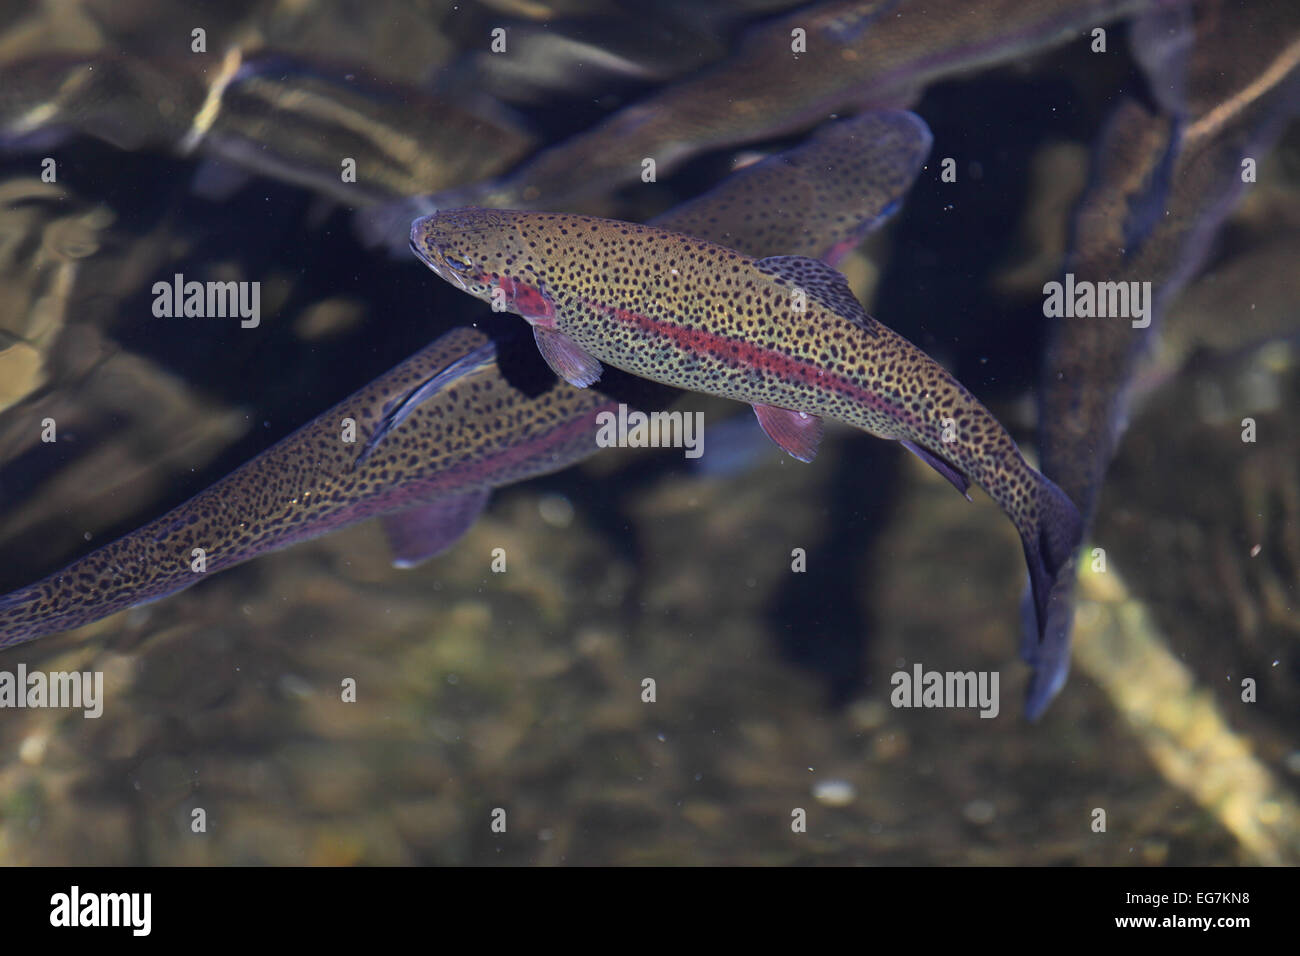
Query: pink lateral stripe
582 295 918 426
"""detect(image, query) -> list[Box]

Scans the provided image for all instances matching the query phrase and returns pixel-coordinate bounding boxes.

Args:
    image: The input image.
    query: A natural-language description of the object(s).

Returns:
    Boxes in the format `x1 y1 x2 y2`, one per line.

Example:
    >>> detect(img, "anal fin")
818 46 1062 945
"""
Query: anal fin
534 326 603 388
752 403 823 462
899 439 972 500
381 489 491 568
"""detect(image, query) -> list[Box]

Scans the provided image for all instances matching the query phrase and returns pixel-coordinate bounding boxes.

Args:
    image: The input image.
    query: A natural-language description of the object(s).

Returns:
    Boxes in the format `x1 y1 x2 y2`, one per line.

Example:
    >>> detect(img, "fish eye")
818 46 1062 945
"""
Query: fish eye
442 251 473 273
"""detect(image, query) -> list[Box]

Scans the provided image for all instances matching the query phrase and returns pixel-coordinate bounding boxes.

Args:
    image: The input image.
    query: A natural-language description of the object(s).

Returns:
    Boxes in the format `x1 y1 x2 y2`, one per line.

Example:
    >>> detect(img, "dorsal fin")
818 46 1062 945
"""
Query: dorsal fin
754 255 877 333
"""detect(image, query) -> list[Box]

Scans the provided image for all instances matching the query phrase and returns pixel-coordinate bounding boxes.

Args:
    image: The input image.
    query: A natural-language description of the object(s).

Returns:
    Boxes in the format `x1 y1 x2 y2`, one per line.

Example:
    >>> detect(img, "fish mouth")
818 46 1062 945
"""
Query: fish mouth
409 215 472 292
409 214 437 267
408 216 432 261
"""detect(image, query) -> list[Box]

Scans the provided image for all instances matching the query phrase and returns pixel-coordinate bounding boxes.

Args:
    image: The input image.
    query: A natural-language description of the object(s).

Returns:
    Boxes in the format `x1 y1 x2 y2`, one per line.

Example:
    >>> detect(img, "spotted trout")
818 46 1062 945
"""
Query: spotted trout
0 110 930 650
0 327 618 648
412 208 1083 650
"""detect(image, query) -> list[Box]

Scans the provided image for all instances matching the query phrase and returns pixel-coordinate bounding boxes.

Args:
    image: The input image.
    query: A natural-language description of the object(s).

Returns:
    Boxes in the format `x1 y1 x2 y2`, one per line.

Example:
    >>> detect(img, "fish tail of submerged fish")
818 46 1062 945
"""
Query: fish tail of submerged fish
1020 469 1084 620
1019 549 1079 721
886 377 1082 719
0 586 53 651
918 423 1081 718
0 442 368 650
0 522 204 651
0 435 341 650
0 433 380 649
1013 467 1083 719
859 330 1083 695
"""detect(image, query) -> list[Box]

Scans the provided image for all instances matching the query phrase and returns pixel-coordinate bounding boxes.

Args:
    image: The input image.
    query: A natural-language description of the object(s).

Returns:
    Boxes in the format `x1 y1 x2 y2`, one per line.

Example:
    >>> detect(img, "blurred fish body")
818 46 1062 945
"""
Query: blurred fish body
0 49 534 205
0 110 931 650
412 207 1081 663
660 110 933 265
428 0 1171 211
191 53 535 204
1025 0 1300 718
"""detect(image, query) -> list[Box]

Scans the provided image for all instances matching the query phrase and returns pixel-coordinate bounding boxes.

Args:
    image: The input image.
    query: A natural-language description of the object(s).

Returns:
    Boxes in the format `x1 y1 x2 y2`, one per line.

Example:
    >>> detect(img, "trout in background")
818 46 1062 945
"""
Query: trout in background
0 50 534 207
1027 0 1300 718
0 110 930 650
402 0 1167 219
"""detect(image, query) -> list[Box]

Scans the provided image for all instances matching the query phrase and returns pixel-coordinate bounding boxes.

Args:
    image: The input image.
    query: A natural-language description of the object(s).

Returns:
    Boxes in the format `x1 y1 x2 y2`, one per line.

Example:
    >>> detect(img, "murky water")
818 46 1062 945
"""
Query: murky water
0 0 1296 865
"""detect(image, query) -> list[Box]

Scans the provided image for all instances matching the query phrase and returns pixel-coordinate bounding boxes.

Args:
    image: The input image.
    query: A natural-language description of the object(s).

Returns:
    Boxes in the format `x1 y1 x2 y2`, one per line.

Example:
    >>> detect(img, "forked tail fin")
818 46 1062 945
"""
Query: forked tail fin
1020 553 1079 720
1018 473 1083 718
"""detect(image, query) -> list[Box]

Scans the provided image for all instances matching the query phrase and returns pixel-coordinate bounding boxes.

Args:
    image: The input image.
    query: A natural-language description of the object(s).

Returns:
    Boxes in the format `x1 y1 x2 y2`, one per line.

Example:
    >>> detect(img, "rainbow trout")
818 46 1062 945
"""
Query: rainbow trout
0 110 930 650
411 208 1083 652
0 328 615 647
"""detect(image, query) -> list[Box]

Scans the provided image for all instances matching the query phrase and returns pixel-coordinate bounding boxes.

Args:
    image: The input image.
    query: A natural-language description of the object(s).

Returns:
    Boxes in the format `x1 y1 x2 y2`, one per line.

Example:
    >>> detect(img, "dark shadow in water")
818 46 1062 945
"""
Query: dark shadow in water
762 436 902 706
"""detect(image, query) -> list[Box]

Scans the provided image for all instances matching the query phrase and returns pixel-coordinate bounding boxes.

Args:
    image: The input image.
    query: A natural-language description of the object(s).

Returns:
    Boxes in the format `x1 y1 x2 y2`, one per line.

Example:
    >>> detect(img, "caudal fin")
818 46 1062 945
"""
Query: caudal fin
1019 555 1079 720
1017 473 1083 718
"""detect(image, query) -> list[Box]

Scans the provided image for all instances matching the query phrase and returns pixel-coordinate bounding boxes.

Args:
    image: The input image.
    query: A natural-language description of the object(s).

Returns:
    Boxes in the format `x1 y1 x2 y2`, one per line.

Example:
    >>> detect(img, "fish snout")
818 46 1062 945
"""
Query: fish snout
409 217 472 290
409 214 440 266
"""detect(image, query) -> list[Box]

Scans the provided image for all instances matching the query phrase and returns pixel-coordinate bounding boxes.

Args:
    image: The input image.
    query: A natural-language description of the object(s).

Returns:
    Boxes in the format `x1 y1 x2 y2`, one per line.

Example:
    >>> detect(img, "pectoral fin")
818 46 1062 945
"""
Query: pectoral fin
533 326 603 388
899 439 972 500
381 489 491 568
752 403 823 462
353 340 498 469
